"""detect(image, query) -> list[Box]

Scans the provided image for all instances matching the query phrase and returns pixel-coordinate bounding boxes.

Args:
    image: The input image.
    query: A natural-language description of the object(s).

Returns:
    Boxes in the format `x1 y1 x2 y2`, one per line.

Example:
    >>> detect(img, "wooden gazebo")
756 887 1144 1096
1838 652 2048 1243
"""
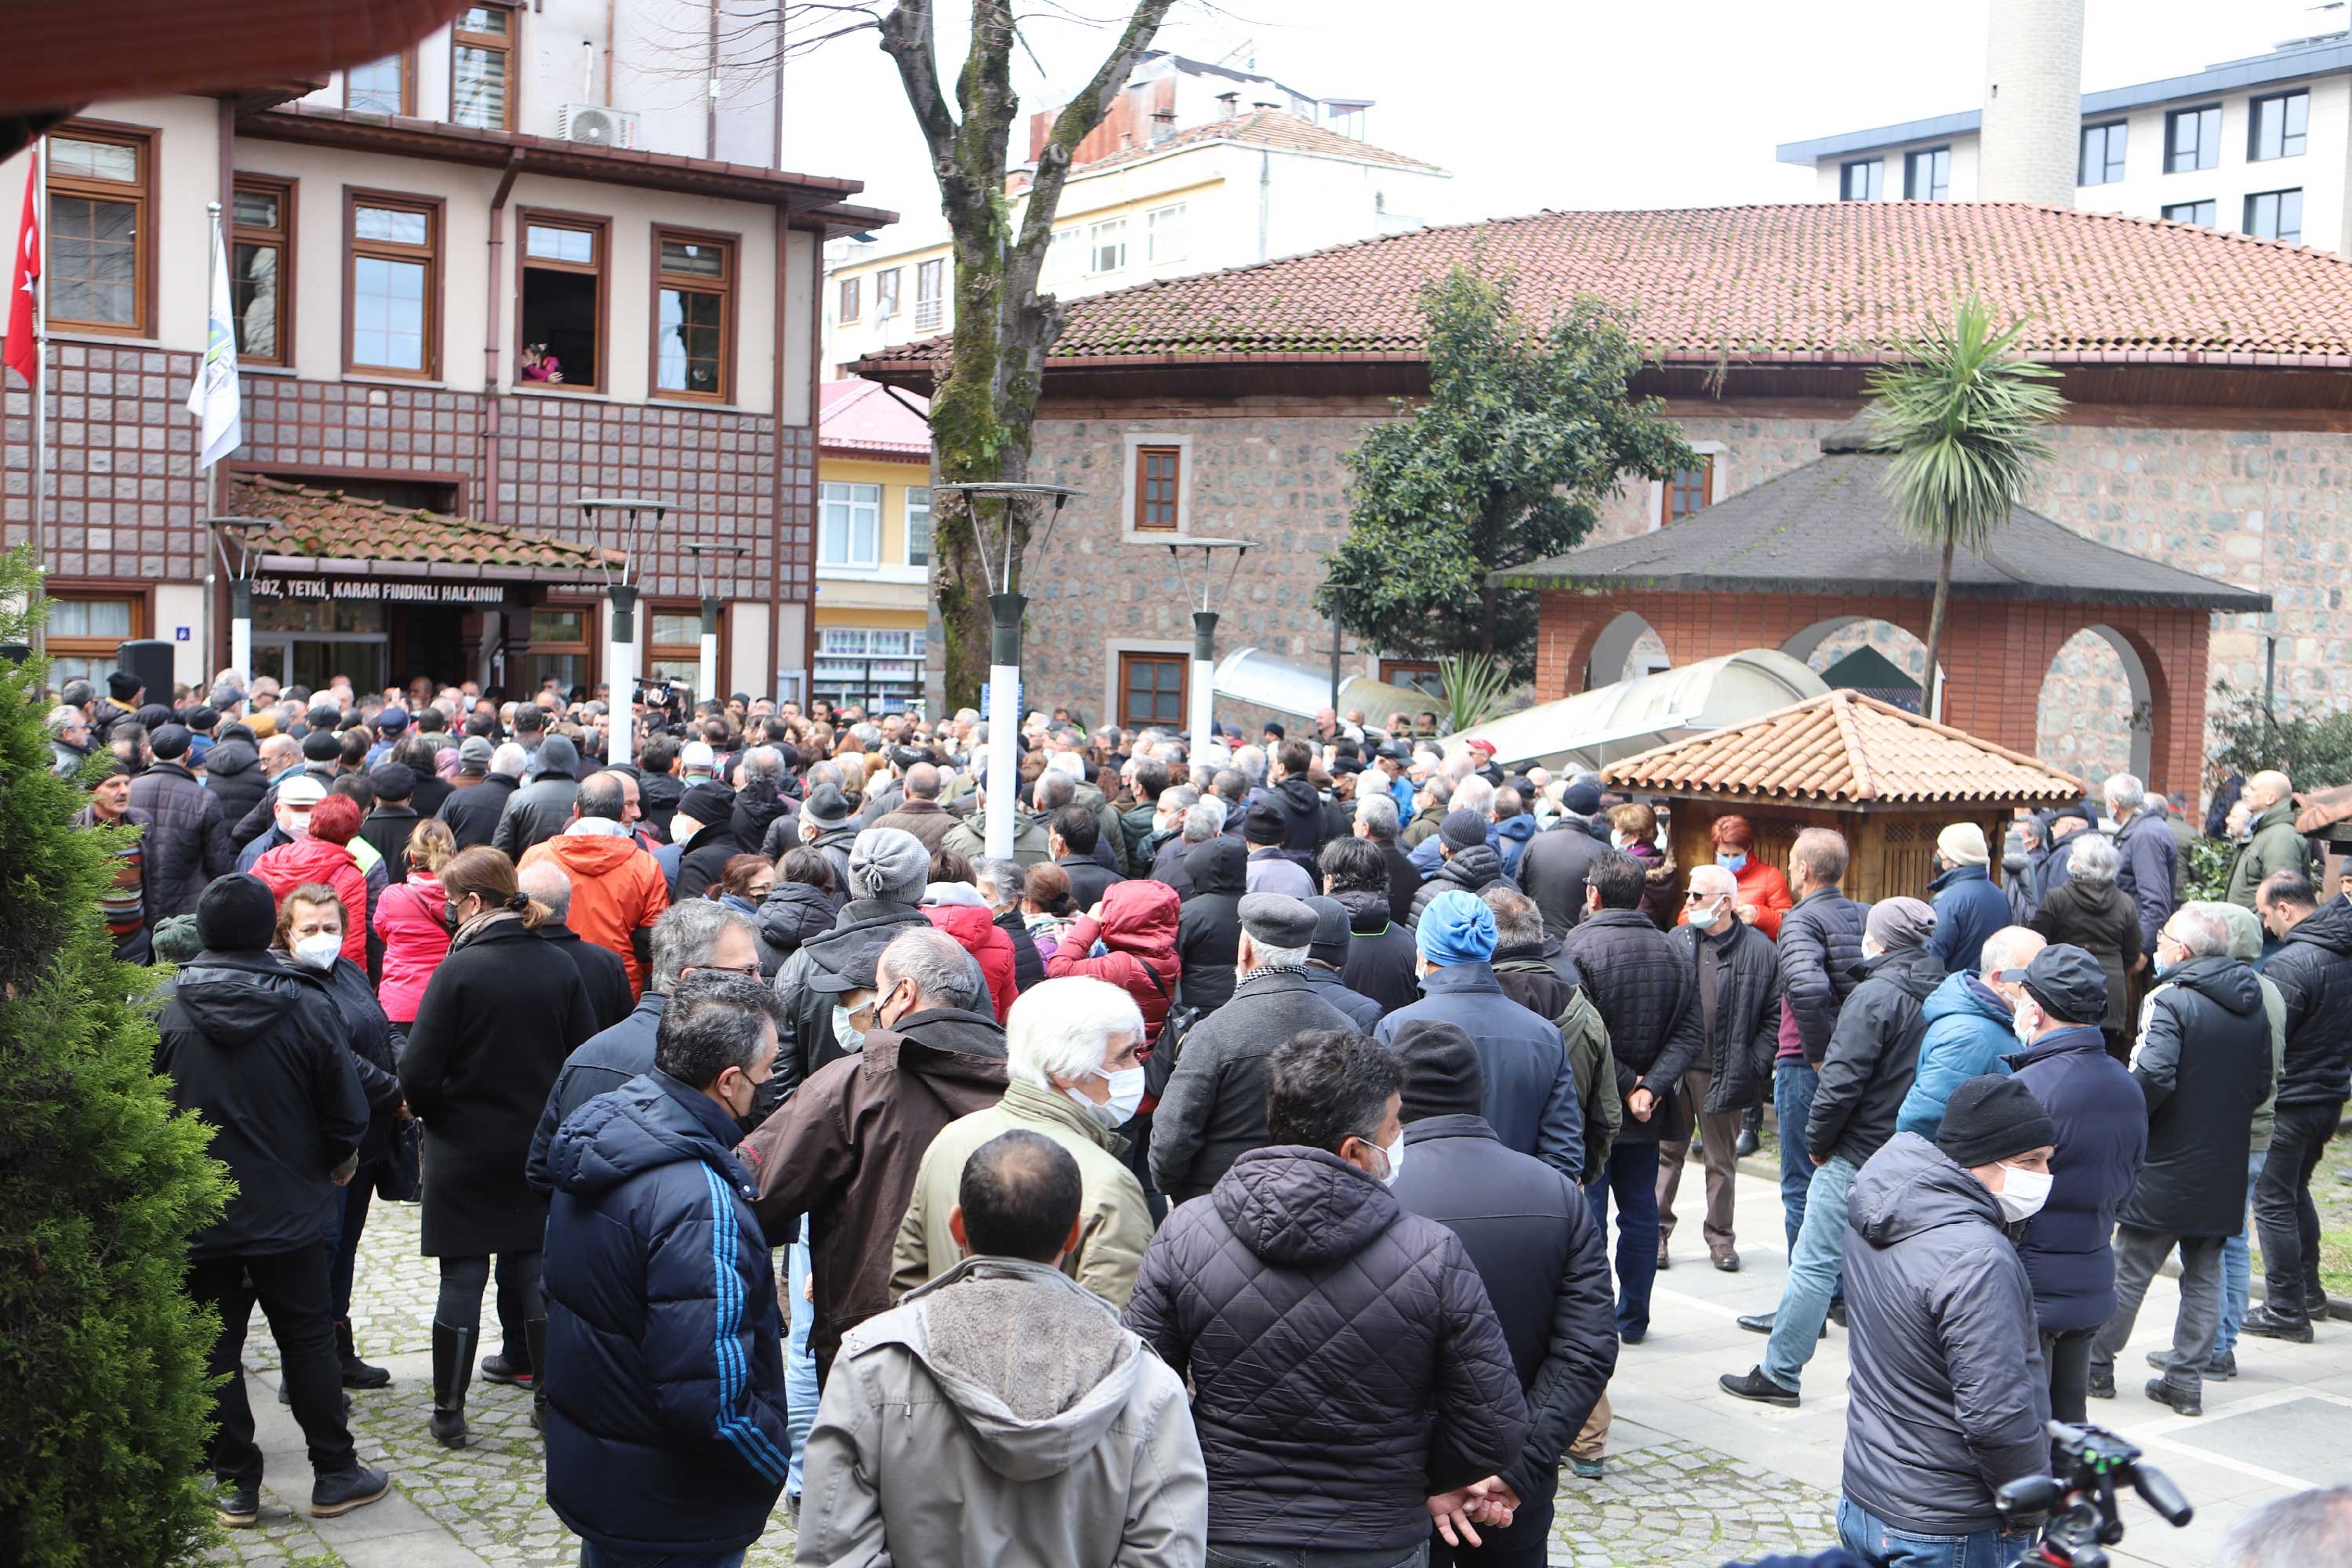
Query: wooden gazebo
1603 689 2085 905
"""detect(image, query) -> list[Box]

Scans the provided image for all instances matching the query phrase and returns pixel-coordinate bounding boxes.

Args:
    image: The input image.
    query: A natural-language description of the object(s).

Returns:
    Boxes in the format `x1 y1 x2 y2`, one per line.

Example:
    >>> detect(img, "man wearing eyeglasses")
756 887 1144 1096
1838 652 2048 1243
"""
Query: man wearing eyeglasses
1660 864 1781 1274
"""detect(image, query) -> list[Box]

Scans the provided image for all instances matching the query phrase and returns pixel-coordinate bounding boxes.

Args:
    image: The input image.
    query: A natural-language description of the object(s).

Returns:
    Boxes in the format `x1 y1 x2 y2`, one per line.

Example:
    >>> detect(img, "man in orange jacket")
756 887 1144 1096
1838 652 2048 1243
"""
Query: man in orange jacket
520 772 670 996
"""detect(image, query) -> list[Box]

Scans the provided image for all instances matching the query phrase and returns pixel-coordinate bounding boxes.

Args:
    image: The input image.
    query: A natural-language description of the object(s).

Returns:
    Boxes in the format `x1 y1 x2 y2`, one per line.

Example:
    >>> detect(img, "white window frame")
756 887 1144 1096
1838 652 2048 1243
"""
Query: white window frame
1120 430 1193 541
1146 203 1187 264
1643 439 1730 533
913 258 944 331
906 485 932 568
1049 228 1080 281
1089 219 1127 274
819 481 884 568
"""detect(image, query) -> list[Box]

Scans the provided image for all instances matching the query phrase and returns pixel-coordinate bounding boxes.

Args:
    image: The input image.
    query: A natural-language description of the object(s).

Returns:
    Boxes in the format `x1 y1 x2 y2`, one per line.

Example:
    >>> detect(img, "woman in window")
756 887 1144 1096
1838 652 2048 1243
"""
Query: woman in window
518 342 563 383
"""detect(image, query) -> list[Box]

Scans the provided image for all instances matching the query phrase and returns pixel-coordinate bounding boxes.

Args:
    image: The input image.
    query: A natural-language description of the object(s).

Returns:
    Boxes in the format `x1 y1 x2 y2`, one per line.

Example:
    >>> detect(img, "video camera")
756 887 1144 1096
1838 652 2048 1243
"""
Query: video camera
1998 1421 2193 1567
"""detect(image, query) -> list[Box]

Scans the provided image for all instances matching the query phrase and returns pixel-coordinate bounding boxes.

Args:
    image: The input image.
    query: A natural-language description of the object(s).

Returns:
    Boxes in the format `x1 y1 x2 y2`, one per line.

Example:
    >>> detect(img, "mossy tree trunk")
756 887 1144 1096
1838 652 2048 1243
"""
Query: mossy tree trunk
878 0 1174 708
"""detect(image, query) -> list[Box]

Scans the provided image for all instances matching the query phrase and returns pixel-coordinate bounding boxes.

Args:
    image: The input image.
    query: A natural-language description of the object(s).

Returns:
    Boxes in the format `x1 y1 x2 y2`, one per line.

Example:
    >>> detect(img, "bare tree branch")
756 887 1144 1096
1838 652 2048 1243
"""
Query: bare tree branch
879 0 961 176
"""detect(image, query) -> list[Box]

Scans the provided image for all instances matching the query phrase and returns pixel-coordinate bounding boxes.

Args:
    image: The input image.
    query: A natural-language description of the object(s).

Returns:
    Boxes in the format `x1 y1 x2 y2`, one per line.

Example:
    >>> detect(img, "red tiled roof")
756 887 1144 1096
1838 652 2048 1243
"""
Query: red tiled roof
862 202 2352 372
818 378 931 459
1073 109 1443 176
230 475 622 576
1605 689 2083 808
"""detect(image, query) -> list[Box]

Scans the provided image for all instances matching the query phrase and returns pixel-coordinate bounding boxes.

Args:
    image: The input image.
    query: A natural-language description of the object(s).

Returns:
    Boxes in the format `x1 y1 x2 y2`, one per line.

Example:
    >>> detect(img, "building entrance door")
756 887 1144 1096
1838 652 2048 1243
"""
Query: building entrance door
251 633 388 695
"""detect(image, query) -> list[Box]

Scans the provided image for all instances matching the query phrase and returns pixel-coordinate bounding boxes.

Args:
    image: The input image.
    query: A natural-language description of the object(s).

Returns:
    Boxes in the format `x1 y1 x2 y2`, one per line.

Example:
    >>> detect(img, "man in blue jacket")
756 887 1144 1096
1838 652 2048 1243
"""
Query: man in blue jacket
1925 823 2012 979
540 971 793 1568
1896 926 2044 1137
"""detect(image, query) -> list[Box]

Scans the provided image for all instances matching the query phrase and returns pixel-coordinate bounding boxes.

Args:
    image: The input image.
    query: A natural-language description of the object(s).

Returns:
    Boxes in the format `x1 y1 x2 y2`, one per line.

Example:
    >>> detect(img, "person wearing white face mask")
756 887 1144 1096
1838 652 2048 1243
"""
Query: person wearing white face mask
891 975 1156 1310
1832 1073 2057 1566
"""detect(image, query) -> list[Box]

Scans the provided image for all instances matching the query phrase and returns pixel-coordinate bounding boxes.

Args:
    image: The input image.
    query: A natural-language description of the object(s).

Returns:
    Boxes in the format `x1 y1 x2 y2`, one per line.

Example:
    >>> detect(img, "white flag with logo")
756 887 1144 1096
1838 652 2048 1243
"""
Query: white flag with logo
187 214 241 470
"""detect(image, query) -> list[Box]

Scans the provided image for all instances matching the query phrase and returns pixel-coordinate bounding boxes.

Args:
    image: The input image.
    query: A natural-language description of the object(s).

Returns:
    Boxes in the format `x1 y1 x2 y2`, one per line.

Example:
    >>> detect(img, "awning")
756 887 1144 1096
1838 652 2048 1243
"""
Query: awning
226 474 621 586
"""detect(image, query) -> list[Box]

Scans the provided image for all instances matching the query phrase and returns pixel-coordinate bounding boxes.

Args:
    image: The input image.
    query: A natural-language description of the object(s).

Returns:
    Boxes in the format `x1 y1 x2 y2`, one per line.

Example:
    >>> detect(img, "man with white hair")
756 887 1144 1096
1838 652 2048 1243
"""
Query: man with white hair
891 975 1155 1308
2107 771 2177 956
2226 768 2307 908
1149 795 1225 894
520 860 632 1032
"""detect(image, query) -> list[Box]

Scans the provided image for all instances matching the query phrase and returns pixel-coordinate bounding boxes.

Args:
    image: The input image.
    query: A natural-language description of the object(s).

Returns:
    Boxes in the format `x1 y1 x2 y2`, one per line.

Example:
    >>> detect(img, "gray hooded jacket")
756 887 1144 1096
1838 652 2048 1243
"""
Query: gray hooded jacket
795 1255 1206 1568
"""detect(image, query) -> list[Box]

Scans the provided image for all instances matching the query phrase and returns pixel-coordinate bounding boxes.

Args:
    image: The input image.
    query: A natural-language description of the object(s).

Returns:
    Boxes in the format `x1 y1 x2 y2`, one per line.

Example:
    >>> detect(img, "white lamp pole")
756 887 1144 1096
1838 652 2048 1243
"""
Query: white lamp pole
578 496 670 769
684 541 747 710
1147 537 1256 752
204 517 268 685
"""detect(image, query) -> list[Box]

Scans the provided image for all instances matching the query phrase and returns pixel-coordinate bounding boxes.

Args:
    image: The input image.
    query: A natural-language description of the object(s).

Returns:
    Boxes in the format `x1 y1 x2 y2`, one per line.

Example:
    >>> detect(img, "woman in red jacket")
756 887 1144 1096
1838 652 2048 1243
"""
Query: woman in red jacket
1045 877 1181 1047
252 793 369 965
375 818 456 1025
921 849 1019 1021
1673 812 1795 940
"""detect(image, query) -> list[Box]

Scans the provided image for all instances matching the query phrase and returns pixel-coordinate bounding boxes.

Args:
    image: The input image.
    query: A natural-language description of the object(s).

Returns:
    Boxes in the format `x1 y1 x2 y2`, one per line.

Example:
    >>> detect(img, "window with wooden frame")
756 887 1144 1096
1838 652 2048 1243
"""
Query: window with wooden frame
451 4 517 131
1118 652 1186 729
837 274 861 322
873 266 901 320
44 590 144 688
344 50 416 115
518 211 607 392
347 192 440 377
1378 659 1443 699
520 601 596 699
1133 445 1181 532
645 608 707 688
230 176 294 366
47 124 153 337
913 258 944 331
1660 456 1713 527
652 229 735 401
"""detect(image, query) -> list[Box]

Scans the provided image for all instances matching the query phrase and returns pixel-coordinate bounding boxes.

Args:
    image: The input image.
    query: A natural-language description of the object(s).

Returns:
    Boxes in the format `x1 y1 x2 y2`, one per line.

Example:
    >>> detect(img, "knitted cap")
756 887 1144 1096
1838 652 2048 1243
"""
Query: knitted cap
1936 822 1990 867
1415 889 1497 966
1936 1075 2057 1169
196 874 279 955
849 827 928 904
1393 1018 1483 1122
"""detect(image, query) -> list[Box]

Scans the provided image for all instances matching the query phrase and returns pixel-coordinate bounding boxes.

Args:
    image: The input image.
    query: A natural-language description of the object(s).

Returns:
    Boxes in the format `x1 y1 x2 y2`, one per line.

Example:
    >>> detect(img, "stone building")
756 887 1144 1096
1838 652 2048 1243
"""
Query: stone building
862 201 2352 774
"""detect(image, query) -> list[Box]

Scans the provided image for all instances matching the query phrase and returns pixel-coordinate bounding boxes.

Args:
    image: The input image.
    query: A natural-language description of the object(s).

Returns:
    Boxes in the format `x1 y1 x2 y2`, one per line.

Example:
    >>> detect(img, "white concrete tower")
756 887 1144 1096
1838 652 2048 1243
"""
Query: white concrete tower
1979 0 2085 206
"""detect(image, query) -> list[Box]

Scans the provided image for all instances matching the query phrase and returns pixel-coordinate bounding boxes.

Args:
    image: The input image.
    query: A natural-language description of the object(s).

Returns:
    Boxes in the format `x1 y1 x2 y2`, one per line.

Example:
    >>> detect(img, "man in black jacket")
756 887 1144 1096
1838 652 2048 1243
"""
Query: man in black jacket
1323 835 1421 1014
1518 786 1609 939
1392 1025 1615 1567
358 761 422 881
1659 864 1779 1274
157 875 390 1527
130 723 233 917
1559 851 1704 1343
1175 836 1246 1014
1049 804 1124 912
1351 789 1423 926
1766 827 1869 1305
2240 872 2352 1342
1302 896 1384 1031
1126 1029 1530 1563
520 862 634 1033
437 739 521 850
1726 897 1942 1407
1264 737 1330 873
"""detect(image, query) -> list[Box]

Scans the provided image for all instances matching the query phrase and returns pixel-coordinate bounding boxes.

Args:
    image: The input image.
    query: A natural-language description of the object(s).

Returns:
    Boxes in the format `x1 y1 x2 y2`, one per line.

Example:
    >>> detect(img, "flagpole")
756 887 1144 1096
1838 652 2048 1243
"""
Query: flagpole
28 136 46 653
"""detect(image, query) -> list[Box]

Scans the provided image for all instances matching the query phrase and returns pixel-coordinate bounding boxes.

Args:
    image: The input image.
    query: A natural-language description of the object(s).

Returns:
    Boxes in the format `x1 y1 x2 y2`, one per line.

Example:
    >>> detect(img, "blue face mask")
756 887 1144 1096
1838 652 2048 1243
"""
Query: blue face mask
1719 851 1747 874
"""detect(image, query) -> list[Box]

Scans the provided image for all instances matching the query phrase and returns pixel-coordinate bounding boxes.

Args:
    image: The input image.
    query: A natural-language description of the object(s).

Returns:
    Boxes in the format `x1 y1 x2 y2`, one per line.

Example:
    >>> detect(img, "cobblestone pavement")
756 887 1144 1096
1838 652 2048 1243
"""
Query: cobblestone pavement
203 1198 1842 1568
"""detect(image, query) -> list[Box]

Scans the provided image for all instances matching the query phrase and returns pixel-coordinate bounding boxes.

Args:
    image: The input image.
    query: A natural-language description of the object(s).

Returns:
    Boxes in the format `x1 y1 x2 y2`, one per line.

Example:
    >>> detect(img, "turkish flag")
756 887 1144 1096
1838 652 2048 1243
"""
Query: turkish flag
5 163 37 388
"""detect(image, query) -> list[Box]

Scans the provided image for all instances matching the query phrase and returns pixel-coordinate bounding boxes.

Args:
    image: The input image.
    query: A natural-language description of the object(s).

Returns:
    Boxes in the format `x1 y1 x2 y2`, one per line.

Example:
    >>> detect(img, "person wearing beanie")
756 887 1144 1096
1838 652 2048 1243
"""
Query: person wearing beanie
129 720 233 920
1829 1073 2053 1563
154 873 390 1526
1243 800 1316 899
357 761 423 881
1376 888 1584 1186
1927 820 2013 978
1517 781 1611 941
1406 805 1519 927
665 779 746 905
1298 895 1381 1032
800 780 877 887
1150 891 1352 1206
2094 903 2271 1412
1388 1014 1618 1510
437 737 526 852
770 826 937 1097
1725 895 1945 1409
492 733 583 858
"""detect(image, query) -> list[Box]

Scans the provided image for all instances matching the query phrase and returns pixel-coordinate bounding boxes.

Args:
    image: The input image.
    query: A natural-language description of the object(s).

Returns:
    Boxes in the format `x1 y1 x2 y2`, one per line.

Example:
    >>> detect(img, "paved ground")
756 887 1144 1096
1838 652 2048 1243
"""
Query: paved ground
203 1152 2352 1568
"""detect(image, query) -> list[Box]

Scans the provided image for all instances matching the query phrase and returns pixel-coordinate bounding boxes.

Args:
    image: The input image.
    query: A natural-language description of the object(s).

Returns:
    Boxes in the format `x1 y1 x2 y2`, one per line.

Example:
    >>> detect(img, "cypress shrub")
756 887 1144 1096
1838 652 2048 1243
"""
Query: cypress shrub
0 550 230 1566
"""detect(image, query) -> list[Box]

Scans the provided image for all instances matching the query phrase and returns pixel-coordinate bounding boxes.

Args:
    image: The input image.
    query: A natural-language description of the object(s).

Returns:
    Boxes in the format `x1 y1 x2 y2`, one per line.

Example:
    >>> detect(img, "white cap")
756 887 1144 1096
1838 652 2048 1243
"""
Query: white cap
680 740 716 772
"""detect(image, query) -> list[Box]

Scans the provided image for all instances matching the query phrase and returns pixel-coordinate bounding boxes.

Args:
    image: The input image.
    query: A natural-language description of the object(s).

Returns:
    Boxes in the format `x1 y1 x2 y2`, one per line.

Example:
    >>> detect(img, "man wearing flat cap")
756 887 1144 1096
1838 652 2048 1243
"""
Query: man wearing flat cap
1726 896 1945 1407
2092 902 2271 1414
1150 892 1355 1206
1835 1074 2055 1566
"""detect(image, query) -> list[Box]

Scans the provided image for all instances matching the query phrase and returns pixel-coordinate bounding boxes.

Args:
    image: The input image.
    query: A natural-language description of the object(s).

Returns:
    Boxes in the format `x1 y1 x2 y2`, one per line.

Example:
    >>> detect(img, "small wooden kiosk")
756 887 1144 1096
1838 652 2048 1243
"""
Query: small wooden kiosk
1602 690 2083 905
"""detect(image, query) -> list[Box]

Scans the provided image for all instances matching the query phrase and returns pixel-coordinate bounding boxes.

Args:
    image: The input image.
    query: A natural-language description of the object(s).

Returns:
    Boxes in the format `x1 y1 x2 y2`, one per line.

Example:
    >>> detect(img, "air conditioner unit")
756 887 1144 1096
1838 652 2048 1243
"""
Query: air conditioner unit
559 103 641 149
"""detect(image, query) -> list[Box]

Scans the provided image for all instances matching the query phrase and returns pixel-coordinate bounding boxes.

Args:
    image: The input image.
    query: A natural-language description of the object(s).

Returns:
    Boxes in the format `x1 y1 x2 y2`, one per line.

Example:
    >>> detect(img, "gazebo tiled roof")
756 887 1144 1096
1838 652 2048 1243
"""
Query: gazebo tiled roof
1604 689 2083 808
229 475 622 579
1072 109 1445 176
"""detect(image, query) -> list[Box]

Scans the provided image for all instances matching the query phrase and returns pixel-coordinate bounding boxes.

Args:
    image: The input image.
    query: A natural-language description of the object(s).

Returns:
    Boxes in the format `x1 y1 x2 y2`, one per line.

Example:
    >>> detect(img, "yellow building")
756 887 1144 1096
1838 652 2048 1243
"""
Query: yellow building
814 379 932 714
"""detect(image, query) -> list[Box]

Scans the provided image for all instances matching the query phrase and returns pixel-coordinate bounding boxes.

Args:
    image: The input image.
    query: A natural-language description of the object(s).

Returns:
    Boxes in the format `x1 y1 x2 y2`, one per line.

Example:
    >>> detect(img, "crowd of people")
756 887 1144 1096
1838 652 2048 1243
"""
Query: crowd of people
47 660 2352 1568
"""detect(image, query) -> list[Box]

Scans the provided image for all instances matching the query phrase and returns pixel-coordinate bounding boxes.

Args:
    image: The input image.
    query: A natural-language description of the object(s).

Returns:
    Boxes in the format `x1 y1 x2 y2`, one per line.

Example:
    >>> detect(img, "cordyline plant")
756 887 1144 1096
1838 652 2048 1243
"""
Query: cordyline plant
1436 652 1514 733
1866 293 2067 710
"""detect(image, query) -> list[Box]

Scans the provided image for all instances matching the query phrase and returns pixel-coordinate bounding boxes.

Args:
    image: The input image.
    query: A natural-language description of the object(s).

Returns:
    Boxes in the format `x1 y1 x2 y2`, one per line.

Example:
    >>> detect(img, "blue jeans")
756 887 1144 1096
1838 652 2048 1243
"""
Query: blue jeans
1764 1153 1859 1392
2214 1149 2268 1357
786 1237 817 1497
580 1548 744 1568
1838 1498 2032 1568
1584 1140 1662 1340
1772 1060 1820 1254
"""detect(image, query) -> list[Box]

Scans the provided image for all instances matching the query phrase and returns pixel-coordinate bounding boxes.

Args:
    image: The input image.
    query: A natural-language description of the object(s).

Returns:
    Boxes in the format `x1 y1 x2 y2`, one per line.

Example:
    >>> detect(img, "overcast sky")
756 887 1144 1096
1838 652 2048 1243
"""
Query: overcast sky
776 0 2347 231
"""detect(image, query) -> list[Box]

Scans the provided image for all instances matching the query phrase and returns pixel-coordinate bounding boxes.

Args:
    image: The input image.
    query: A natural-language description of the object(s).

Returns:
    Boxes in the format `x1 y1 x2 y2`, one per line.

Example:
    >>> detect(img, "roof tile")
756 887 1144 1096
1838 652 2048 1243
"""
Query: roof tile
1073 108 1443 175
229 474 622 574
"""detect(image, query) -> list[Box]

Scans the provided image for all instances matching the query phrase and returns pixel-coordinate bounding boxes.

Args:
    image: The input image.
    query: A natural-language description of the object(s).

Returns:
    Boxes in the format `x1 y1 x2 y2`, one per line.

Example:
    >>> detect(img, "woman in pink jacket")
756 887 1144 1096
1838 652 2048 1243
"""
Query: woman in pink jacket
375 817 456 1025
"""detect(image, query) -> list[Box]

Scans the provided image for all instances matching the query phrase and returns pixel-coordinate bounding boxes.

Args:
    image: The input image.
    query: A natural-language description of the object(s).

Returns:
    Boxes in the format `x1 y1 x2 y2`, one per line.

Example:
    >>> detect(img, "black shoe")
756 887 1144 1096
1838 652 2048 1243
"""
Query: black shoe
2088 1368 2115 1399
310 1464 392 1519
2309 1283 2334 1316
2147 1348 2238 1380
1826 1300 1849 1328
524 1316 549 1434
430 1321 475 1450
1737 1311 1775 1334
338 1317 390 1390
1719 1367 1799 1407
479 1351 534 1387
1656 1245 1671 1272
2144 1377 2202 1417
216 1484 260 1529
2241 1305 2314 1342
1735 1129 1761 1158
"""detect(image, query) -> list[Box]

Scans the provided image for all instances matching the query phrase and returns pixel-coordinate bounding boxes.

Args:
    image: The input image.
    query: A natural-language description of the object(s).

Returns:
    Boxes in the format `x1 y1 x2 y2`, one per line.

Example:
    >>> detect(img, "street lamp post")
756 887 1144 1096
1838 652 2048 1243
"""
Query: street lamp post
577 496 669 769
933 480 1085 860
204 517 270 683
1149 536 1256 750
683 541 748 709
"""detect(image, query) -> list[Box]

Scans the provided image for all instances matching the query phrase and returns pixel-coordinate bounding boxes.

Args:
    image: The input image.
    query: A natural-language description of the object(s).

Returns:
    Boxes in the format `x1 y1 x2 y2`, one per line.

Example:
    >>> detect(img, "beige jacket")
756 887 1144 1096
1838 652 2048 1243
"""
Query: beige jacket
891 1078 1152 1308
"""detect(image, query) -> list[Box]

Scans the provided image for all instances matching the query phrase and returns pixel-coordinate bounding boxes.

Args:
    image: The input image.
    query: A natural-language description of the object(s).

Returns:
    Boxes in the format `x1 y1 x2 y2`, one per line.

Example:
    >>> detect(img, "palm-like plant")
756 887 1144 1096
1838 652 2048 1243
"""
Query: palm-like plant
1436 652 1515 733
1867 293 2066 714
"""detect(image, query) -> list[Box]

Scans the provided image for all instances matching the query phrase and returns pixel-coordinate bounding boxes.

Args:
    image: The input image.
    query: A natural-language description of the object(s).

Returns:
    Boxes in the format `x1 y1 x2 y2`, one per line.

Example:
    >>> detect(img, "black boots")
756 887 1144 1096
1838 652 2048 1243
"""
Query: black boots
524 1317 549 1433
430 1321 475 1449
337 1317 391 1389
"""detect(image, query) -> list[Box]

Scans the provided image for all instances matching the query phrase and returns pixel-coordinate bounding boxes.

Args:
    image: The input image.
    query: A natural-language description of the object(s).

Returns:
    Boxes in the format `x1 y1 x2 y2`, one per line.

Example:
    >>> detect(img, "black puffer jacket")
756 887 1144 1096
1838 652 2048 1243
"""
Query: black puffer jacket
1123 1145 1530 1553
1667 919 1781 1114
129 760 232 918
753 880 838 980
203 739 267 829
1176 837 1246 1016
2122 954 2272 1237
1842 1132 2049 1537
2263 895 2352 1109
1779 886 1870 1062
1518 822 1606 940
1407 842 1518 927
993 904 1047 995
1148 969 1356 1204
1808 946 1944 1167
1557 908 1704 1145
